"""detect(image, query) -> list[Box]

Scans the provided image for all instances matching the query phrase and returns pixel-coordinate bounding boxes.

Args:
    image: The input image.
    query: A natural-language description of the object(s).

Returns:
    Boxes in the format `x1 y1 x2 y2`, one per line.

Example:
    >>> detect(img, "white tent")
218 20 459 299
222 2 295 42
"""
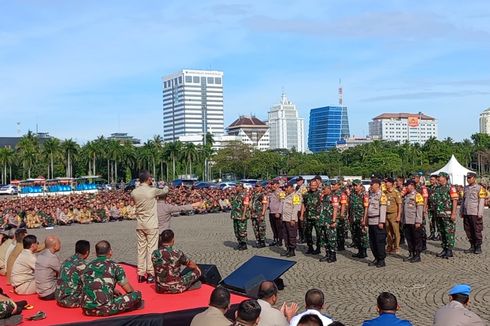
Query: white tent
431 155 474 186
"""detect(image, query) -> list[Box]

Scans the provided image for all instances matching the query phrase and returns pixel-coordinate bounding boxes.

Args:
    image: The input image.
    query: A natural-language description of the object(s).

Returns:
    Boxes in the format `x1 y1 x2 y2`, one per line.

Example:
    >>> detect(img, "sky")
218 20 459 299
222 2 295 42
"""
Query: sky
2 0 490 144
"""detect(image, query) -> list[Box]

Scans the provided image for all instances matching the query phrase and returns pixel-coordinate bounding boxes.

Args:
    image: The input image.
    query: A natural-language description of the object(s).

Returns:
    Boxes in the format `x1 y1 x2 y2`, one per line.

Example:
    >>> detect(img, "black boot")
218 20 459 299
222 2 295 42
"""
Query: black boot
306 245 314 254
312 247 321 255
376 259 386 268
436 249 447 257
238 242 248 251
269 239 278 247
337 240 345 251
327 251 337 263
258 241 266 248
286 248 296 257
475 244 482 254
410 251 421 263
444 249 453 258
280 248 290 256
352 249 362 258
319 251 330 262
403 252 414 262
464 244 475 254
276 240 283 247
368 259 378 266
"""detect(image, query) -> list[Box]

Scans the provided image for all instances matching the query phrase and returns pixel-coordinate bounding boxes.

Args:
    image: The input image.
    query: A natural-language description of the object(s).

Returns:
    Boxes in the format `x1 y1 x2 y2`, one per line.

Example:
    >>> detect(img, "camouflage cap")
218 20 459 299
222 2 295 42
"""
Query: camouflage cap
438 172 450 179
352 179 362 186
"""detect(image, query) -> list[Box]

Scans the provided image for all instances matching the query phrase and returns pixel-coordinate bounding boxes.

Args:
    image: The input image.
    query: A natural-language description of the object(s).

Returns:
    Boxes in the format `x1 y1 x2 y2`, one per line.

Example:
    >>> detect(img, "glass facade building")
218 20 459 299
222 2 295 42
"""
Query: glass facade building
308 106 349 152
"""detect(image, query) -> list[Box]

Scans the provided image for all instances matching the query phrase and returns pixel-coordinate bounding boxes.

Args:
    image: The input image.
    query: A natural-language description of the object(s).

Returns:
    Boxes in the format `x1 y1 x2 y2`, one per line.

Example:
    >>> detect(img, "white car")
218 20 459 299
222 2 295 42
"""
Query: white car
0 185 18 195
219 182 236 190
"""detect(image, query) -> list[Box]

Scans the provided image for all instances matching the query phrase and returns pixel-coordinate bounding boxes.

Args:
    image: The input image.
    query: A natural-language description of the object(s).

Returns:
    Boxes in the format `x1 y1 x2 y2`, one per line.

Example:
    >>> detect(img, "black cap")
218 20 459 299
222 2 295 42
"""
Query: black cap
467 172 477 178
405 180 416 187
297 176 304 181
371 179 381 185
385 177 395 184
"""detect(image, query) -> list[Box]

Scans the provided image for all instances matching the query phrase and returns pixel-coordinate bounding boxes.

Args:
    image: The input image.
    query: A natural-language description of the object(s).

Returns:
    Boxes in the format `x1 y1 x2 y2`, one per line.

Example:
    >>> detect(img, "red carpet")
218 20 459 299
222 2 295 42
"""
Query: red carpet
0 263 247 325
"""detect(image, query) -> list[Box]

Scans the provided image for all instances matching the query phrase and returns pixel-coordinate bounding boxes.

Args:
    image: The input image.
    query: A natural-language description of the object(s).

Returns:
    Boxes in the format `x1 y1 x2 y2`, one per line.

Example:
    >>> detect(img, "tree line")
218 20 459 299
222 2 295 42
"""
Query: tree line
2 132 490 184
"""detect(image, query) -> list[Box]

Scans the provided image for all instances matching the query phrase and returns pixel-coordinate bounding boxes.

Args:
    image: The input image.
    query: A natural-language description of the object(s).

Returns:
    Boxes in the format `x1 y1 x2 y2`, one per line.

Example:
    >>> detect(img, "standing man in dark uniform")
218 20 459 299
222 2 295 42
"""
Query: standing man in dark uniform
331 181 348 251
251 183 268 248
364 179 387 268
434 172 459 259
295 177 307 244
461 172 486 254
230 184 250 251
427 174 440 241
268 181 284 247
349 180 369 258
300 179 322 255
319 183 339 263
402 180 424 263
413 173 429 251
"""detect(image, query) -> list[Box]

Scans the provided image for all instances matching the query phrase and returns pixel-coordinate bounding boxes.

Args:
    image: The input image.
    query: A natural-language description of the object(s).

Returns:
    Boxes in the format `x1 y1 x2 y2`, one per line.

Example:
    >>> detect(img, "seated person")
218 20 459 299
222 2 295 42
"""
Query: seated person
190 286 231 326
25 209 42 229
79 207 92 224
35 236 61 300
290 288 333 326
56 240 90 307
0 292 27 324
0 230 15 276
151 229 201 294
11 235 38 295
232 299 262 326
81 240 142 316
362 292 412 326
6 229 28 282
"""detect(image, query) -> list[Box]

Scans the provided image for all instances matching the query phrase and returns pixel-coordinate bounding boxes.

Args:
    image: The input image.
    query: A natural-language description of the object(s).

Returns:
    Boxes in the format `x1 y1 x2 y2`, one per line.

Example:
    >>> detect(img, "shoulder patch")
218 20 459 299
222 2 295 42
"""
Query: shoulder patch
293 194 301 205
380 194 387 205
479 187 487 199
415 193 424 205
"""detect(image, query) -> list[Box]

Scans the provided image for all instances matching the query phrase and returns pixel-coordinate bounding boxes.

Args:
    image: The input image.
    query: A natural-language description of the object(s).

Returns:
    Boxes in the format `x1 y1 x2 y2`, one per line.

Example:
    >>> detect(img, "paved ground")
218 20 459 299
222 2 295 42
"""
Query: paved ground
29 212 490 325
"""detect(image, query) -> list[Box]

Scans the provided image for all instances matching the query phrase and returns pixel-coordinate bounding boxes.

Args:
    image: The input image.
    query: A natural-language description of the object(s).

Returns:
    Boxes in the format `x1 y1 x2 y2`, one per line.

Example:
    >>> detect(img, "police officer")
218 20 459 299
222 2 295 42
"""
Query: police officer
384 178 402 254
331 180 348 251
364 179 388 268
402 180 424 263
281 183 302 257
319 183 339 263
427 174 440 241
461 172 486 254
295 177 307 244
251 183 268 248
413 173 429 251
268 181 284 247
230 184 250 251
349 180 369 258
434 172 459 259
300 179 322 255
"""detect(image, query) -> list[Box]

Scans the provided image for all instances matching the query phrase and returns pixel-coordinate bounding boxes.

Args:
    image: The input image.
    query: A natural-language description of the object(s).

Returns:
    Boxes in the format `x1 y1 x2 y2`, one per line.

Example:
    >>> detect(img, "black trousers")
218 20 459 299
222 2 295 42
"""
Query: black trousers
463 215 483 246
404 224 423 253
269 213 283 241
297 212 305 241
282 221 298 249
368 225 387 261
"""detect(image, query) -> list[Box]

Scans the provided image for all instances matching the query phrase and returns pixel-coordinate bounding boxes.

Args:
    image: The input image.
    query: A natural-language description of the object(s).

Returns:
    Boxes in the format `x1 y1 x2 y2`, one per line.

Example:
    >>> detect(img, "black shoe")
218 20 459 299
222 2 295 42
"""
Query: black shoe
312 248 321 255
410 254 421 263
305 245 314 254
280 249 290 256
327 251 337 263
376 260 386 268
256 241 266 248
269 240 278 247
286 249 296 257
238 243 248 251
368 259 378 266
464 245 475 254
146 275 155 283
444 249 453 258
403 252 414 262
352 249 367 258
276 240 283 247
337 241 345 251
475 245 482 254
137 275 147 283
436 249 447 257
319 251 330 262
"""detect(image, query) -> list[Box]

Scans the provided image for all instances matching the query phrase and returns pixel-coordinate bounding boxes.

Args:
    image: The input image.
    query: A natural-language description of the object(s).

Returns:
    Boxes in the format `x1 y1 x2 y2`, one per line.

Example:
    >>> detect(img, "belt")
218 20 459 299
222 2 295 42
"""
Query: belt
368 215 380 218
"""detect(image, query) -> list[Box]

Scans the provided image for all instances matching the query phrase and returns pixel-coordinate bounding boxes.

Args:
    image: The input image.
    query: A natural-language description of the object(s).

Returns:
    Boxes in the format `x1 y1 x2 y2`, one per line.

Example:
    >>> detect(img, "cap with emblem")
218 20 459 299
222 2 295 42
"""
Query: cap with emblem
352 179 362 186
448 284 471 296
467 172 477 178
297 176 304 181
438 172 449 179
404 180 416 187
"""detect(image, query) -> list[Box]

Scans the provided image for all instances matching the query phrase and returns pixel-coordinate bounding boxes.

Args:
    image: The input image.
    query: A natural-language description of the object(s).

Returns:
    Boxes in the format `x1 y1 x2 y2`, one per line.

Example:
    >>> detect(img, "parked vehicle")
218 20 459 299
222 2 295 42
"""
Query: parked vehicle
0 185 18 195
193 182 218 189
171 179 197 188
219 182 236 190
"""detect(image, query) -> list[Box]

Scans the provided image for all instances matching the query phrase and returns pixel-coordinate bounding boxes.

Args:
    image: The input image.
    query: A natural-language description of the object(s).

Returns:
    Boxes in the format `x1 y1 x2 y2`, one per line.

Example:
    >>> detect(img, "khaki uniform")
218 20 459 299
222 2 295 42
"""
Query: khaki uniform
26 213 42 229
366 190 387 262
0 239 13 275
11 249 37 294
461 183 486 249
403 190 424 255
131 183 169 277
433 301 484 326
281 192 301 250
384 188 402 251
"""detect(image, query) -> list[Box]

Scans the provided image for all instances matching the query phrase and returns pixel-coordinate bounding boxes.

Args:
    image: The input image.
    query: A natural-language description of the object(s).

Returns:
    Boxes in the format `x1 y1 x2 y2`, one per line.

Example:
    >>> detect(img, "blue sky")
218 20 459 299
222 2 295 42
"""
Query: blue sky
2 0 490 144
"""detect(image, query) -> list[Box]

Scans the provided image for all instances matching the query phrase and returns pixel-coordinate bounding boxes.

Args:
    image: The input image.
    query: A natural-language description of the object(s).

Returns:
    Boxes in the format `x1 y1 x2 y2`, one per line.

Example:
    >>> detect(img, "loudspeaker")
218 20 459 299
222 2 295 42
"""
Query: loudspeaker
220 256 296 298
198 264 222 286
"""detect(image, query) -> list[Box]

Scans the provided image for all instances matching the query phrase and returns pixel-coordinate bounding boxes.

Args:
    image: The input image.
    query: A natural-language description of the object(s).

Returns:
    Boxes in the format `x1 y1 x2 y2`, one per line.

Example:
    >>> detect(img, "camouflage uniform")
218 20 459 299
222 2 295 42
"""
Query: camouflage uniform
96 208 109 223
81 256 142 316
319 194 338 251
348 189 369 250
230 191 249 248
434 184 459 251
250 190 267 244
39 210 55 226
0 300 15 319
427 184 439 239
152 245 201 294
55 254 87 308
302 190 322 251
333 188 348 250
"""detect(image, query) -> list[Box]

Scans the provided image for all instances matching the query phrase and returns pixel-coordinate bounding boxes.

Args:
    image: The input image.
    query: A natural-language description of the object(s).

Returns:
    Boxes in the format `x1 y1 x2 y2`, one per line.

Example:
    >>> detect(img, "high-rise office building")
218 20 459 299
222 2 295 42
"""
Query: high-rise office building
369 112 437 144
479 108 490 134
308 106 349 152
227 115 270 151
162 69 224 147
268 93 305 152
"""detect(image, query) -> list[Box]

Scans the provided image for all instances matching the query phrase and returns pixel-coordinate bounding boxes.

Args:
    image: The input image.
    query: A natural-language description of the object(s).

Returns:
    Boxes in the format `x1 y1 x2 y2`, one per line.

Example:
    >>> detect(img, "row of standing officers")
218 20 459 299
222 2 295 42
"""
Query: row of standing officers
230 172 486 267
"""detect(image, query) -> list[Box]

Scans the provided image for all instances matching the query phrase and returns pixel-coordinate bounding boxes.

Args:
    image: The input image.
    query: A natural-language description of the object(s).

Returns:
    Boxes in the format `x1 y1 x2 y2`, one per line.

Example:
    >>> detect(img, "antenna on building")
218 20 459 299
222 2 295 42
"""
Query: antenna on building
338 78 343 106
16 122 21 135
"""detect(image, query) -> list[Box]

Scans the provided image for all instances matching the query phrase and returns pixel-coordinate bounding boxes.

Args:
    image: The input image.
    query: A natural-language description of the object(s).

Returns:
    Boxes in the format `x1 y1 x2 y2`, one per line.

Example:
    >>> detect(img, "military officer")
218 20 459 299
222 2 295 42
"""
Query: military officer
384 178 402 254
427 174 440 241
152 229 202 294
295 177 307 243
349 180 369 258
55 240 90 307
402 180 424 263
81 240 142 316
251 183 268 248
364 179 388 268
434 172 459 259
331 180 348 251
461 172 486 254
280 183 302 257
300 179 322 255
230 184 250 251
319 183 339 263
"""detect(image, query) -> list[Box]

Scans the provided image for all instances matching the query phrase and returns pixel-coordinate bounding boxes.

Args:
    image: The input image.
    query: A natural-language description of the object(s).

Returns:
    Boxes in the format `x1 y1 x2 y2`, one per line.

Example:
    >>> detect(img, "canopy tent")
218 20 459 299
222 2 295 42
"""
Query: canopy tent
431 155 474 186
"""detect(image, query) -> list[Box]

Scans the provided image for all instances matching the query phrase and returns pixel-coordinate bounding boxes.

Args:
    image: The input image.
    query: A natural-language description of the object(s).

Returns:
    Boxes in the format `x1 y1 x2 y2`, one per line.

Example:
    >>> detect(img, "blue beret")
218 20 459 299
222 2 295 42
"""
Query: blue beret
448 284 471 296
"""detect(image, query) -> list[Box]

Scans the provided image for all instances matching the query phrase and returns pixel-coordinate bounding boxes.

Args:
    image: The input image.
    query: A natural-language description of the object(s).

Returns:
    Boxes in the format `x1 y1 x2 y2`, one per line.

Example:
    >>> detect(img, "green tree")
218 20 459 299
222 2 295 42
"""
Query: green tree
16 131 39 179
0 147 15 184
42 138 61 178
61 139 79 178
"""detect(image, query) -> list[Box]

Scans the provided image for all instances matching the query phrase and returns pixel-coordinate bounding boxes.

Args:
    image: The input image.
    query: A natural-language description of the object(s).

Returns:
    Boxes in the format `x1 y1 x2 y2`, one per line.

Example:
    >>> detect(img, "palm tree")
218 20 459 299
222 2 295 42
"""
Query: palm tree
16 131 39 179
42 138 61 179
182 142 198 176
108 140 124 183
152 135 165 180
164 141 182 180
61 139 79 178
0 147 15 184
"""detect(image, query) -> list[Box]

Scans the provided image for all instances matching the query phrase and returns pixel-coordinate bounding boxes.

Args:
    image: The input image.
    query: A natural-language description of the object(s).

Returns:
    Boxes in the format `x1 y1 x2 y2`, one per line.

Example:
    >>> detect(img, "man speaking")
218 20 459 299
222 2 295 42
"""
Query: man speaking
131 170 169 283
